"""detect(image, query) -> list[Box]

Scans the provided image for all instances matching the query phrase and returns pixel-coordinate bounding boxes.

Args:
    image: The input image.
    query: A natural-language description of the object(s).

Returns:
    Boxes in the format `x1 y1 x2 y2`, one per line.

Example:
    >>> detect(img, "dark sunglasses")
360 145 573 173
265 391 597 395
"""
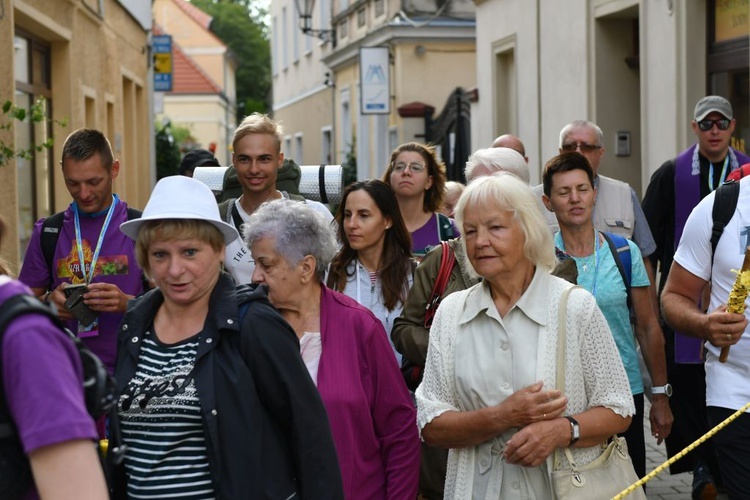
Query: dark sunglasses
697 118 731 132
561 142 601 153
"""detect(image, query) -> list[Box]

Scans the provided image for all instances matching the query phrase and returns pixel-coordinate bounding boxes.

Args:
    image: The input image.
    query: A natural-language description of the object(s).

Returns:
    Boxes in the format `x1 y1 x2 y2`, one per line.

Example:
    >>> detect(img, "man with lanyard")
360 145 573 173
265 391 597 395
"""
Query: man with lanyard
219 113 332 284
641 95 750 498
18 128 145 376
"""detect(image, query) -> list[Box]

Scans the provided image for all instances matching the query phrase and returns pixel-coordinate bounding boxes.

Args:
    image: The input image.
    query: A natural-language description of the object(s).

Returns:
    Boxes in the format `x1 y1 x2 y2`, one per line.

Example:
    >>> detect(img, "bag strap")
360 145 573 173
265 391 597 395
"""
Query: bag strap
423 241 456 329
601 232 635 326
41 211 66 275
553 285 578 471
711 180 740 267
437 213 456 241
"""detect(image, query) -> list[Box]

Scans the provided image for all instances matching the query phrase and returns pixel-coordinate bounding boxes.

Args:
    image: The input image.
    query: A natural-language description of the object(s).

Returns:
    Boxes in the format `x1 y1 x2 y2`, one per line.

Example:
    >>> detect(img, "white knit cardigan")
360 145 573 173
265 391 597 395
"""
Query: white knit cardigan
415 271 634 499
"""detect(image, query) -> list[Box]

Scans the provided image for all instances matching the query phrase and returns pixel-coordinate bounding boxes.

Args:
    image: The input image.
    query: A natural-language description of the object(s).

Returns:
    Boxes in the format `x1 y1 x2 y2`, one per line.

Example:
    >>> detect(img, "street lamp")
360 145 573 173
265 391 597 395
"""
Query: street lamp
293 0 335 45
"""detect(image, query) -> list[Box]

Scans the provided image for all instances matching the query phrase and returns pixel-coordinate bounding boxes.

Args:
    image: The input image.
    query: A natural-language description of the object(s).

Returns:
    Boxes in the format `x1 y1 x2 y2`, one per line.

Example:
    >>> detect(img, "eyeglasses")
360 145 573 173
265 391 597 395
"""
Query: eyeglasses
697 118 731 132
392 161 426 173
561 142 602 153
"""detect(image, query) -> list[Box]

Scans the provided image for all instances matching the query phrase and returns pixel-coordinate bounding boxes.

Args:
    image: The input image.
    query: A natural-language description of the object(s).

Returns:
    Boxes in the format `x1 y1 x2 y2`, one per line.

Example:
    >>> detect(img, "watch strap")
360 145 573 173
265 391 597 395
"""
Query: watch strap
564 415 580 445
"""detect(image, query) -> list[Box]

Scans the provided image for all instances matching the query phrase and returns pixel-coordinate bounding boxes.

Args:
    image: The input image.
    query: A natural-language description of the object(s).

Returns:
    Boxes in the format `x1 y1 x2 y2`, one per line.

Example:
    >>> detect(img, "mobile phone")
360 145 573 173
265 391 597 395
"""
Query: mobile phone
63 283 88 298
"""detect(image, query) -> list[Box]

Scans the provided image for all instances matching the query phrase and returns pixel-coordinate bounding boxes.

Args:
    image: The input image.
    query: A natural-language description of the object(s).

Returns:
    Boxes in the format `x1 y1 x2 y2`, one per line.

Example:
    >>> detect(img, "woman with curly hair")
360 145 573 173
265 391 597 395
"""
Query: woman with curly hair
383 142 458 259
327 180 414 362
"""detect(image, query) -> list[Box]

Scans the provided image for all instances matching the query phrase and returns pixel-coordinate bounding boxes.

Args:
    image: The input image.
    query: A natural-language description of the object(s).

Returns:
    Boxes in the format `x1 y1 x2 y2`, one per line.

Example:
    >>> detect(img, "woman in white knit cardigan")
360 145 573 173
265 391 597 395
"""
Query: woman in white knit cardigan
415 173 634 499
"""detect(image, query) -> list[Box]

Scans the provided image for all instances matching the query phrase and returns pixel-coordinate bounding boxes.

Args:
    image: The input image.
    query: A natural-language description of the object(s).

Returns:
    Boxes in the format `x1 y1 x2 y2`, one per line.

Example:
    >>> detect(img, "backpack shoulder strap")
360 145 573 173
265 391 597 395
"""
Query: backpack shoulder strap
40 212 66 276
711 180 740 266
602 232 634 320
126 207 142 220
437 213 456 241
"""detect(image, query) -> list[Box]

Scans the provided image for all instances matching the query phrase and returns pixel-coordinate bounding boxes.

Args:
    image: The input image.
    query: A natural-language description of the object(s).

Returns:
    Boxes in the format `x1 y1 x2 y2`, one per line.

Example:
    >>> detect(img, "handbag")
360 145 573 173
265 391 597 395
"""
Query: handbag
400 241 455 391
551 286 646 500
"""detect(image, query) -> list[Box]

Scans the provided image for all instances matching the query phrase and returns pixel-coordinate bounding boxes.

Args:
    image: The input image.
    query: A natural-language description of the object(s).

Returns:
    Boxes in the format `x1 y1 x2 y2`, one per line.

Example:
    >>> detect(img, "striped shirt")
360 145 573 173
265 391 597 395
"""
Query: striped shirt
119 330 215 499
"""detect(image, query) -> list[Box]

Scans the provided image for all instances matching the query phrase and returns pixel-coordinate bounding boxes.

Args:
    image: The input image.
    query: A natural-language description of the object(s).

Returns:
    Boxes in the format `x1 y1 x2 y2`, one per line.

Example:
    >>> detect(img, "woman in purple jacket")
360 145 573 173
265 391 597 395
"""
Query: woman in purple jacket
245 198 420 499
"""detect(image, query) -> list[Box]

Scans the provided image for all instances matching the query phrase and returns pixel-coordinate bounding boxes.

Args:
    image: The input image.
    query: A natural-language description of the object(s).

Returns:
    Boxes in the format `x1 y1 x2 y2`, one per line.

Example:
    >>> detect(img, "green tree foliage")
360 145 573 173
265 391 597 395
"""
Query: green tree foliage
155 121 181 179
0 97 67 167
191 0 271 117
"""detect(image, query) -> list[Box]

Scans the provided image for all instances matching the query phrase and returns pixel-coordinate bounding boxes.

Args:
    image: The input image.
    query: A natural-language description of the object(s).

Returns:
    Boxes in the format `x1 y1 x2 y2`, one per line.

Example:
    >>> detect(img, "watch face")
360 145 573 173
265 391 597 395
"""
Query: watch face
654 384 673 397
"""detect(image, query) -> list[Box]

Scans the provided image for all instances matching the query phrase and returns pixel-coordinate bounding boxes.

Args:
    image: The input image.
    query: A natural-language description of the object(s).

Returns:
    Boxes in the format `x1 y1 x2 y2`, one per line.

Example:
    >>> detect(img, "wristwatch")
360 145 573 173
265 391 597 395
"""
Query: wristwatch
564 416 580 445
652 384 673 397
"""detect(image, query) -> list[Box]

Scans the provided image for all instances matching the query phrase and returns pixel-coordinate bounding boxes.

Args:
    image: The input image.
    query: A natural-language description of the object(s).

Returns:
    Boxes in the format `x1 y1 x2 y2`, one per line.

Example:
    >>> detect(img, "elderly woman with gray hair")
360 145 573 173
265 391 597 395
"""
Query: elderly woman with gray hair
416 173 634 499
244 198 420 499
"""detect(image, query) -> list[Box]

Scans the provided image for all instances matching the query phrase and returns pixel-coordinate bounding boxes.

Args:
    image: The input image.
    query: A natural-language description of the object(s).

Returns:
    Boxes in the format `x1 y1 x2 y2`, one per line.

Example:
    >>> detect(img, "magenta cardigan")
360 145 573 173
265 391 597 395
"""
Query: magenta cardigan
317 285 420 499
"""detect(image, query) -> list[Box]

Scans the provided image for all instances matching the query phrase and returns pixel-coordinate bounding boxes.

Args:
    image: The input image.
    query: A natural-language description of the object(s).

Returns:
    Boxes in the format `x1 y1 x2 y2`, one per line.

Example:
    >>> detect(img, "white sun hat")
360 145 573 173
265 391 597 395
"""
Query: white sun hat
120 175 239 244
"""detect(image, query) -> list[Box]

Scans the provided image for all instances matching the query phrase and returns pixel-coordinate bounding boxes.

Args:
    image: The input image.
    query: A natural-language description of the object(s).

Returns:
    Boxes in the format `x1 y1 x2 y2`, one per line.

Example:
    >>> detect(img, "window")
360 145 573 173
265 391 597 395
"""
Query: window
85 95 96 128
272 16 279 75
374 0 384 17
282 8 289 70
357 8 366 28
284 136 292 158
294 133 303 164
293 14 300 63
338 19 348 39
14 32 53 260
321 127 333 164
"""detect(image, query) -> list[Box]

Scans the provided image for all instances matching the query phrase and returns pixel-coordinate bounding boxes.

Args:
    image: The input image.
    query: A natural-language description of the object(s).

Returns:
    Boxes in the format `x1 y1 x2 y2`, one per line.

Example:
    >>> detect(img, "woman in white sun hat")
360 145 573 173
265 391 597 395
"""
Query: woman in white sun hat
113 175 343 499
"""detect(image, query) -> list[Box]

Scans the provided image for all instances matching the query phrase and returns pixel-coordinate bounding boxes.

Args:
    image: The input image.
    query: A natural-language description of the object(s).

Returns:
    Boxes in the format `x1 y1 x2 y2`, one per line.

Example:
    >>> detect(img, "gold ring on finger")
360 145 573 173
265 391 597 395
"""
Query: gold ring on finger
727 333 732 341
543 413 547 420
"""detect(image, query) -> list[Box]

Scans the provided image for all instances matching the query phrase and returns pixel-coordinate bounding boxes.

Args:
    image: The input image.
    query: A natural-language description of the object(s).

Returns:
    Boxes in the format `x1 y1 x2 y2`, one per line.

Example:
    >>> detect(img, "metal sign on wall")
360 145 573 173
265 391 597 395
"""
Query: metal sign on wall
153 35 173 92
359 47 390 115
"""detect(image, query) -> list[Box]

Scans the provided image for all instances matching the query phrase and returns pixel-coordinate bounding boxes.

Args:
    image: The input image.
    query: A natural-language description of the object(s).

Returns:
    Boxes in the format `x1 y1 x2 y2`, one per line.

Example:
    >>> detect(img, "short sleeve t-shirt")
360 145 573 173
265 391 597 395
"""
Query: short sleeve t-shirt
411 213 459 259
0 277 97 500
18 200 144 372
555 233 649 394
674 178 750 411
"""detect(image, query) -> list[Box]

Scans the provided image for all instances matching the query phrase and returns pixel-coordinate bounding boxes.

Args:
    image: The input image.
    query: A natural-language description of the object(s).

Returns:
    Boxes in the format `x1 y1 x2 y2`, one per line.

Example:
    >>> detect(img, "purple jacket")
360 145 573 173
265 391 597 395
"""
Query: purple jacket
318 285 420 499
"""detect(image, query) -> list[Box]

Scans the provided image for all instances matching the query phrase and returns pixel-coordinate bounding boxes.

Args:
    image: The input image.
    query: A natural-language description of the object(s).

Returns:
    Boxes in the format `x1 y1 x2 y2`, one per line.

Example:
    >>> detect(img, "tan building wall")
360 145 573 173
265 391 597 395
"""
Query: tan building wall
2 0 151 273
273 89 335 165
162 96 234 164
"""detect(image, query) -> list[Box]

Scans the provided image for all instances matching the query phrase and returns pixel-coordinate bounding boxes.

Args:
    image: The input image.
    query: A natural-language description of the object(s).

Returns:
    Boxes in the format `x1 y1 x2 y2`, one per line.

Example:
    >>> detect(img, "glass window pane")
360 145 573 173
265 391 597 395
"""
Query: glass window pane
14 36 29 83
15 91 34 260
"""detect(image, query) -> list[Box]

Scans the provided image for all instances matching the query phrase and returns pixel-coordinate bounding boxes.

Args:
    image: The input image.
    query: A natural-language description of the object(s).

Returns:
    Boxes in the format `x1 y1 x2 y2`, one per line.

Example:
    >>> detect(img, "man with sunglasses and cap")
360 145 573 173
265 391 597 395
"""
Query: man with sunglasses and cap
642 95 750 499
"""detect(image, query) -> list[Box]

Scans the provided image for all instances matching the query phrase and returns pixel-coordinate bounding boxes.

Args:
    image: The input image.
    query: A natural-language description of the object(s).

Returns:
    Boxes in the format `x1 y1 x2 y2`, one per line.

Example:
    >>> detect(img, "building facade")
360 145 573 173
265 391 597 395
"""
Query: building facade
473 0 749 191
1 0 152 271
153 0 237 165
271 0 477 180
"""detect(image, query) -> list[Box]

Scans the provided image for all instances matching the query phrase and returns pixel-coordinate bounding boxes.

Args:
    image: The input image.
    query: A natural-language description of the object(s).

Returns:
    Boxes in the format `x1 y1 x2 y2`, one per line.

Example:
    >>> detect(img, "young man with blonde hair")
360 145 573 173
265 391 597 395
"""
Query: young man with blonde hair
220 113 332 284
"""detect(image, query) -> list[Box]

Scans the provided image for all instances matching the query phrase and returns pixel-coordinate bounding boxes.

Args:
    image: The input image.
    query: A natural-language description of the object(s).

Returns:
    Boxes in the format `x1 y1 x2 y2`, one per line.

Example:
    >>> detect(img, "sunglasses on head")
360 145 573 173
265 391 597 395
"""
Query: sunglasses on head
697 118 731 132
561 142 601 153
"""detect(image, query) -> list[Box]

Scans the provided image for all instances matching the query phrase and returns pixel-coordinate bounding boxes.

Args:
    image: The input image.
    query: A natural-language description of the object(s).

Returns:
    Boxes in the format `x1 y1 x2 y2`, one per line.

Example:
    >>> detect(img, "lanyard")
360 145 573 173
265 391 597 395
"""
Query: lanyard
707 155 730 191
73 195 118 284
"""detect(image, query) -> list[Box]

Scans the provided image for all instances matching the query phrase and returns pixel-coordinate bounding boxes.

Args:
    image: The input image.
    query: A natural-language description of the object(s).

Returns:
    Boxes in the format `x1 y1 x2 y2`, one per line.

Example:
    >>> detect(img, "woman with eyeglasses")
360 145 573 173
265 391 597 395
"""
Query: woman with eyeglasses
327 180 414 364
383 142 459 259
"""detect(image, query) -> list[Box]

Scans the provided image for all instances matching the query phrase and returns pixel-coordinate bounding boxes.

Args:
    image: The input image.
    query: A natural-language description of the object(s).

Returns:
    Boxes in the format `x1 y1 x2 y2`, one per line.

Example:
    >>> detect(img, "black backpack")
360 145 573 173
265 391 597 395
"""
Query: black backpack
710 179 741 266
0 293 117 499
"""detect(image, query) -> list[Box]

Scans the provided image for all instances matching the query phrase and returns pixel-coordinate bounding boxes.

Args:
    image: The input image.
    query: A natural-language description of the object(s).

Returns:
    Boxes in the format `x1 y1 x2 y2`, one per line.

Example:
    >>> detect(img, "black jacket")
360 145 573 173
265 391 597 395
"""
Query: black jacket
114 273 344 499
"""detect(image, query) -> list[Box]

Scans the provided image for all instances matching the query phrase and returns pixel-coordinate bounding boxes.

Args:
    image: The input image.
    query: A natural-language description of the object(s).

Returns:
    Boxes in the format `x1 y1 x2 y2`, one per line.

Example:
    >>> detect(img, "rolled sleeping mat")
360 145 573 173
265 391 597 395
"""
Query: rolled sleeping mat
299 164 343 205
193 164 344 205
192 166 227 197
